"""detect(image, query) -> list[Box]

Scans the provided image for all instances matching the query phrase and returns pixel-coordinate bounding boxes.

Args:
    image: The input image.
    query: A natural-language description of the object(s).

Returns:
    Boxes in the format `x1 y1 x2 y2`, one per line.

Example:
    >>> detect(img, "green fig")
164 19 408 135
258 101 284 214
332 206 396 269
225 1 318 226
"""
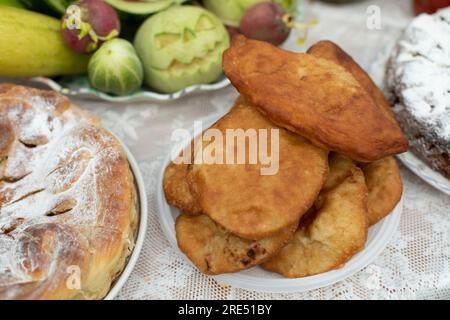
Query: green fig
88 38 144 96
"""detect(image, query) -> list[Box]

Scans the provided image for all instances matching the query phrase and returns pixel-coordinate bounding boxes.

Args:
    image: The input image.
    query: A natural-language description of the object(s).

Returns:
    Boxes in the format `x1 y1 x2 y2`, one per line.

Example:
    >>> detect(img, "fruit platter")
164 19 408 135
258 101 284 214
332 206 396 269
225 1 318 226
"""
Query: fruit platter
0 0 305 101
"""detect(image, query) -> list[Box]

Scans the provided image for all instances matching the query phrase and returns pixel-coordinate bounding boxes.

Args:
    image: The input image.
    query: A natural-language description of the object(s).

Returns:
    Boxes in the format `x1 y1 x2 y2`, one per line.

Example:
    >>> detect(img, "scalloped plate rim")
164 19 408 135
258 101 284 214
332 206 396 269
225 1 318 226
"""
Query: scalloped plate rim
30 76 231 102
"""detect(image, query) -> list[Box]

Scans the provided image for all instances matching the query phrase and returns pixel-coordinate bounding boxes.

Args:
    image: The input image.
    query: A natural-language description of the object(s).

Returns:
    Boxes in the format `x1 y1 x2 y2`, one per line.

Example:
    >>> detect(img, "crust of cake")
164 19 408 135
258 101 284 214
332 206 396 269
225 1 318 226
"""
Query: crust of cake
394 104 450 178
387 9 450 178
0 84 138 300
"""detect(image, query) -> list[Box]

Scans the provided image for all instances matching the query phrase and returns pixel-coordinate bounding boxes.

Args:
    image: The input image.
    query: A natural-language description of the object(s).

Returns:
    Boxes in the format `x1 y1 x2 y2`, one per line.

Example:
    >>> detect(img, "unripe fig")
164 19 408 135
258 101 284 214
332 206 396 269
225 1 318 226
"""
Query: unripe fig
61 0 120 54
240 2 291 46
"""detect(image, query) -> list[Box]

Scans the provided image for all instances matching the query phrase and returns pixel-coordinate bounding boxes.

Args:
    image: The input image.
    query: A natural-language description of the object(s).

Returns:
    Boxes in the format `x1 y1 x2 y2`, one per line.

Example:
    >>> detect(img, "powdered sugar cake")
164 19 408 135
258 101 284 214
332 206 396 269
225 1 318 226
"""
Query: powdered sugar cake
0 84 138 299
388 8 450 178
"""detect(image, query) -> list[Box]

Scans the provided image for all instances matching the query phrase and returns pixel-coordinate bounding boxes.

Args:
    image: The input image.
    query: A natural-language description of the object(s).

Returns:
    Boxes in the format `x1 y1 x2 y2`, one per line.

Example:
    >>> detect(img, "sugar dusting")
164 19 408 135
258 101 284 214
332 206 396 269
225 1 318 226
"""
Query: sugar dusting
0 86 131 299
388 8 450 140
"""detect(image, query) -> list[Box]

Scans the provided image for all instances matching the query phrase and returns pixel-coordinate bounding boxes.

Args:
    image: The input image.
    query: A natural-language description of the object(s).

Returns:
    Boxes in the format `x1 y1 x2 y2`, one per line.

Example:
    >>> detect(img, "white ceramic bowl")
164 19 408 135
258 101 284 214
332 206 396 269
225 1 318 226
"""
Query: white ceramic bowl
156 130 403 293
103 136 148 300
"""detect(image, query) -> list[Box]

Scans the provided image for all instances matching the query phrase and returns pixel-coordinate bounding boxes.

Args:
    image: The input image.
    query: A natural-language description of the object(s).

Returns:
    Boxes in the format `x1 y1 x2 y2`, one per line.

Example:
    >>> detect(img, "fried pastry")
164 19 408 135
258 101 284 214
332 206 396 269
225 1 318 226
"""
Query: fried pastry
176 213 297 275
360 157 403 226
188 97 329 240
223 35 408 162
307 41 403 225
307 40 399 125
163 143 202 215
262 154 368 278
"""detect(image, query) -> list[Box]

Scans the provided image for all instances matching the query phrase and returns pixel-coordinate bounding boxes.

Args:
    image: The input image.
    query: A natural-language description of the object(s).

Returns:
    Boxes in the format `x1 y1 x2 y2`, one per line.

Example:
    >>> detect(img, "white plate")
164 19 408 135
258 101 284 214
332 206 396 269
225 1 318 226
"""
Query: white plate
30 75 230 103
103 136 148 300
397 152 450 196
156 135 402 293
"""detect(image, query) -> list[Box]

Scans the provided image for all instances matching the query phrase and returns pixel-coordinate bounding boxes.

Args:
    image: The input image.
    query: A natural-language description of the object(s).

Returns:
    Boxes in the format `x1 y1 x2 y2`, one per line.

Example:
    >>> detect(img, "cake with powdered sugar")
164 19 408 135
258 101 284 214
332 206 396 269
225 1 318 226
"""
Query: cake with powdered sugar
387 8 450 178
0 84 138 299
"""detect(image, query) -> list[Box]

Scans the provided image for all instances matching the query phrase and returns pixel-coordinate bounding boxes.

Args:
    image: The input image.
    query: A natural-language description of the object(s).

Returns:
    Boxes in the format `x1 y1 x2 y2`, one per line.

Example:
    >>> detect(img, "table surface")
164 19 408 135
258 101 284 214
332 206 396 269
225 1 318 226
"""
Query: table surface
8 0 450 299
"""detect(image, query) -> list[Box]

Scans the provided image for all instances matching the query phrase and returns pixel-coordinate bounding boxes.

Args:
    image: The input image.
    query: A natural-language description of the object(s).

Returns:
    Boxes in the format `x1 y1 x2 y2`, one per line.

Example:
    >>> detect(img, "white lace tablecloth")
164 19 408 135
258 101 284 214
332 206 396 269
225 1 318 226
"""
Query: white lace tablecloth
13 0 450 299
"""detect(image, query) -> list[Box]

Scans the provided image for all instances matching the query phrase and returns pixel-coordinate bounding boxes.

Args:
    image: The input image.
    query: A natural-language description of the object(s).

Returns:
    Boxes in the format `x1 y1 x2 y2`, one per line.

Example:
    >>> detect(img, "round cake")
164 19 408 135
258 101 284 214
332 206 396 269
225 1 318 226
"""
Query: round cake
0 84 138 299
387 8 450 178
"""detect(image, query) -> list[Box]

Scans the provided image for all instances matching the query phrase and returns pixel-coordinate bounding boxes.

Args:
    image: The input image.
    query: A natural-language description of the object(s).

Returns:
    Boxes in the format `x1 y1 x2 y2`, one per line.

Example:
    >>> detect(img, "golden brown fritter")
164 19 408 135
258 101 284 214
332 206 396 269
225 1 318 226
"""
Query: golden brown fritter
360 157 403 226
188 98 329 240
262 154 368 278
176 213 297 275
223 35 408 162
307 41 403 225
163 154 202 215
307 40 400 127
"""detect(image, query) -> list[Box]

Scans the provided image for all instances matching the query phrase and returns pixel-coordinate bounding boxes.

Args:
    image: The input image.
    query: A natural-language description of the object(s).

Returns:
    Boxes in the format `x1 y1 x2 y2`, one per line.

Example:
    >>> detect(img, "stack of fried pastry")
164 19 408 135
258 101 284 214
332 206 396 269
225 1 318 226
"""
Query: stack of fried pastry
163 36 408 278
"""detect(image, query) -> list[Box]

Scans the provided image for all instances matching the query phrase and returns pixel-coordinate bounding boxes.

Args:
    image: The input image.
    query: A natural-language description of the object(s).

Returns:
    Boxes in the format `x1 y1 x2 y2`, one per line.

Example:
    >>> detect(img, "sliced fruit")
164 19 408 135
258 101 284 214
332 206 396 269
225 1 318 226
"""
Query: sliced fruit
104 0 174 15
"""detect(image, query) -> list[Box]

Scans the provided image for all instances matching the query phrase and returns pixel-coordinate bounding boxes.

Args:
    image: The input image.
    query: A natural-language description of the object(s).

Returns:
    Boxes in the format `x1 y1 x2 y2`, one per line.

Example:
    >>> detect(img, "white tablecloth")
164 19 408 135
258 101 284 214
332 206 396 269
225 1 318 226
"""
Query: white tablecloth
12 0 450 299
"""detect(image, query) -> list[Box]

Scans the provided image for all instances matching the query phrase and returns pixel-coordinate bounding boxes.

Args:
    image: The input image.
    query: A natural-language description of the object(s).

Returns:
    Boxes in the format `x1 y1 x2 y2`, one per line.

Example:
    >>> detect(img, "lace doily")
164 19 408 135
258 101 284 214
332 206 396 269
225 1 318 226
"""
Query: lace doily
4 0 450 299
